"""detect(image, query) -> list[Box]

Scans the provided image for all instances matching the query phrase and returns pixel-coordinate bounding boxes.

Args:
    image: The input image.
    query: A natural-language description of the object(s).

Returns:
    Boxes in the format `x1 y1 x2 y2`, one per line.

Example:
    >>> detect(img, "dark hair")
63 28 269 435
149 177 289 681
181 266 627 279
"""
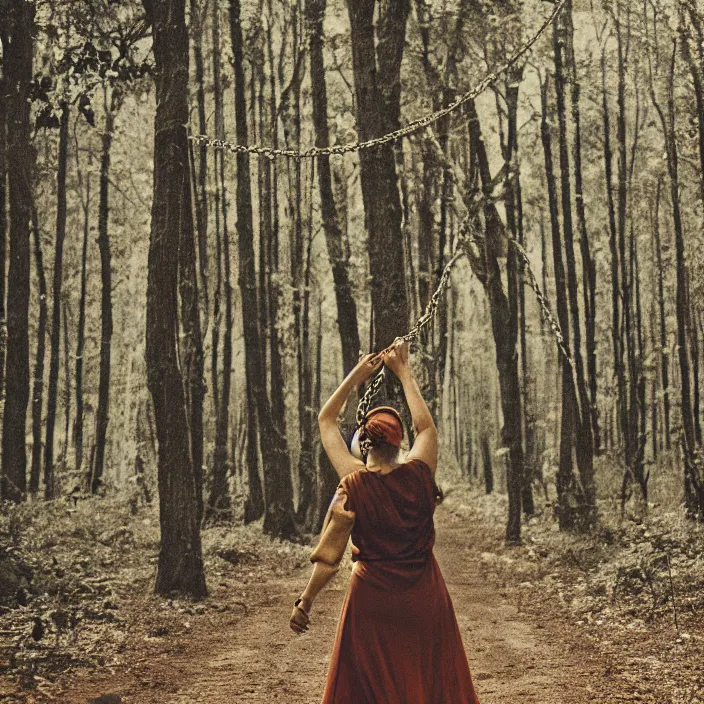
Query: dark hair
365 439 400 464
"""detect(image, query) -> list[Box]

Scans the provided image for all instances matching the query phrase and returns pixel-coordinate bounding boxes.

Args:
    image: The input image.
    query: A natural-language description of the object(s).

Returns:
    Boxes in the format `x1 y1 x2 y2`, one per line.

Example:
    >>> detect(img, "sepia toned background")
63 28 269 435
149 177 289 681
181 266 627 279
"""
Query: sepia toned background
0 0 703 701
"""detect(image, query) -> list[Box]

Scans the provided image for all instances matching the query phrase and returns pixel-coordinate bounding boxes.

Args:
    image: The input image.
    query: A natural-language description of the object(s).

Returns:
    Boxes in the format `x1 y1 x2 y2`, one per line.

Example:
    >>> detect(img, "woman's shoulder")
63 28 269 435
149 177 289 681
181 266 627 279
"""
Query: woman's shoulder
338 468 367 491
404 457 434 475
405 457 443 503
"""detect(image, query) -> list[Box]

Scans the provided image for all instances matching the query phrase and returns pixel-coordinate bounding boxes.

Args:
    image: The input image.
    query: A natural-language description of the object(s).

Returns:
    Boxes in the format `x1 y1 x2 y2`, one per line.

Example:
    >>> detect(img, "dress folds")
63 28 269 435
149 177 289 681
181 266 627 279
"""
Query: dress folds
321 459 481 704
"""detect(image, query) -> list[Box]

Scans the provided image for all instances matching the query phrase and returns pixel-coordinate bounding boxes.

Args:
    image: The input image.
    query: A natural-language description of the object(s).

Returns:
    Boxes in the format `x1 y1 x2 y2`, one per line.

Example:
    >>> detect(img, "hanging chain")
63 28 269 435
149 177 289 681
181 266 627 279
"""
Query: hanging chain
355 221 472 429
355 221 579 429
510 239 574 368
189 0 567 161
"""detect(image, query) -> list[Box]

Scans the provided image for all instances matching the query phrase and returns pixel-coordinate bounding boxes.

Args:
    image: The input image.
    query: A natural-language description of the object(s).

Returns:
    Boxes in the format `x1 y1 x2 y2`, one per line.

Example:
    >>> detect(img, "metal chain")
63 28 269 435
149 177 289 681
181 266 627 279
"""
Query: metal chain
508 238 583 423
356 221 472 429
355 222 579 429
510 239 574 368
189 0 567 160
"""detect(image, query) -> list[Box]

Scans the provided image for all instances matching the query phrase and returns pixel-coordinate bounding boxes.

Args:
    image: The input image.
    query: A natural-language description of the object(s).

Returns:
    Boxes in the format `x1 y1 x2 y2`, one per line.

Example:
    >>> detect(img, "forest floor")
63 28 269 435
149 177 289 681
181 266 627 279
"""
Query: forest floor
2 474 704 703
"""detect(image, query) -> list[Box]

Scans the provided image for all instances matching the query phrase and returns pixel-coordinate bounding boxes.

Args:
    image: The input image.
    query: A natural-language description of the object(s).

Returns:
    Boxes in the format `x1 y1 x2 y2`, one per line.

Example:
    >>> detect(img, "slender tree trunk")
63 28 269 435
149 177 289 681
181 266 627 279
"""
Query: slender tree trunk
466 99 524 545
502 69 534 518
628 225 647 500
553 13 596 523
230 0 295 538
566 2 599 451
686 271 702 445
179 138 206 525
30 207 47 496
306 0 360 525
1 0 34 503
44 103 69 499
649 302 659 460
208 153 234 521
62 299 71 472
91 92 116 494
206 0 235 520
75 151 90 475
307 0 359 377
540 76 583 531
481 434 494 495
297 176 316 529
652 177 671 450
602 43 626 467
143 0 207 599
662 43 701 514
264 0 294 529
190 0 209 312
615 12 641 506
0 71 7 425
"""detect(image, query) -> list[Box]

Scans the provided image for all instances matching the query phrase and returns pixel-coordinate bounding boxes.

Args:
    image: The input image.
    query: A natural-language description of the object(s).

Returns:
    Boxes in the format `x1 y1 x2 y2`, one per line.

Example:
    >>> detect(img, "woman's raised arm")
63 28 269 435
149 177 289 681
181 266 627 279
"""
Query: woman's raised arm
383 343 437 476
318 353 383 478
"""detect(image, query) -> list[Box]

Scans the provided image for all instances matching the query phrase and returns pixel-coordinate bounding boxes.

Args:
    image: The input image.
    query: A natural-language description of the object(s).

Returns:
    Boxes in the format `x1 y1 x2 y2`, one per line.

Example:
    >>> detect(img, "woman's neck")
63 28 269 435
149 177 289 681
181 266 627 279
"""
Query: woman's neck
366 453 401 474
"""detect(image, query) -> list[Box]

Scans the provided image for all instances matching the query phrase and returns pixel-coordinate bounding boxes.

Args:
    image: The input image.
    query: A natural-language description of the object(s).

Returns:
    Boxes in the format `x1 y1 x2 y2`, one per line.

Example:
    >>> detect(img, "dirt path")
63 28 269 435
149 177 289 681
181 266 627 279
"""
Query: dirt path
60 504 604 703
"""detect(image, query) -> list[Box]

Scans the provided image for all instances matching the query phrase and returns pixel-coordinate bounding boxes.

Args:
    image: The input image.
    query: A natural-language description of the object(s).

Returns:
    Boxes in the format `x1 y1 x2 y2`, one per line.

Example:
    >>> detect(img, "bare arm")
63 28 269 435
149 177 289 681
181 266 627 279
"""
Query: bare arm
383 343 437 475
318 353 383 479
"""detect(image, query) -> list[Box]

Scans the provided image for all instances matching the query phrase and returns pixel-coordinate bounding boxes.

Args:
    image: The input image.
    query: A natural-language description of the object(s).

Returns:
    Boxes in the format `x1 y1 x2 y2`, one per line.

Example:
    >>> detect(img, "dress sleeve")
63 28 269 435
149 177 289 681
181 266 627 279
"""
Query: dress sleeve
337 471 359 514
411 459 442 507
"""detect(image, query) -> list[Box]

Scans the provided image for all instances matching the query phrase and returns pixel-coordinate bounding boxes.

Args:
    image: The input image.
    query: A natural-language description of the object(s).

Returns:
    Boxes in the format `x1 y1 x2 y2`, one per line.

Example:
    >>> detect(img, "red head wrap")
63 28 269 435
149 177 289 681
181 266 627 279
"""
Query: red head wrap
359 406 403 449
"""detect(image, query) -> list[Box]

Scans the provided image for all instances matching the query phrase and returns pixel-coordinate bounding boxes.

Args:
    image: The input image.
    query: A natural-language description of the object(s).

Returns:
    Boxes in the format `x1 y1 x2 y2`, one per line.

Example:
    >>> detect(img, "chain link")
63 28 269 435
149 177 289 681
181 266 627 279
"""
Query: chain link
510 238 583 422
355 222 580 430
356 219 473 429
189 0 566 160
510 239 574 369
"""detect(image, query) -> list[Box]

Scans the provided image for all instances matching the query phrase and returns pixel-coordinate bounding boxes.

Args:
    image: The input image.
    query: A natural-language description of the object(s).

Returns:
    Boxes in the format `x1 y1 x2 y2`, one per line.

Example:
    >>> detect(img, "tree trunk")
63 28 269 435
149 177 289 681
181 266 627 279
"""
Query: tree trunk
0 71 7 428
662 43 701 514
652 177 671 451
602 42 626 468
44 103 69 499
264 0 294 530
210 0 222 425
0 0 34 503
466 99 524 546
91 92 116 494
143 0 207 599
481 434 494 495
297 180 316 530
62 299 71 472
502 68 534 518
633 233 648 500
179 133 206 525
553 13 596 522
230 0 295 538
346 0 409 350
208 161 234 522
190 0 209 312
306 0 359 378
30 206 47 497
206 0 235 521
540 76 584 531
566 1 599 451
686 271 702 445
75 149 90 475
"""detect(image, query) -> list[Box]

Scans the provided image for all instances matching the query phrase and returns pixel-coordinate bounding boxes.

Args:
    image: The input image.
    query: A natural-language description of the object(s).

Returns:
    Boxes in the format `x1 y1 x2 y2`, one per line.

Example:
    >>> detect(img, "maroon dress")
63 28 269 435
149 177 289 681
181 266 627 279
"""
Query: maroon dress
321 459 481 704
